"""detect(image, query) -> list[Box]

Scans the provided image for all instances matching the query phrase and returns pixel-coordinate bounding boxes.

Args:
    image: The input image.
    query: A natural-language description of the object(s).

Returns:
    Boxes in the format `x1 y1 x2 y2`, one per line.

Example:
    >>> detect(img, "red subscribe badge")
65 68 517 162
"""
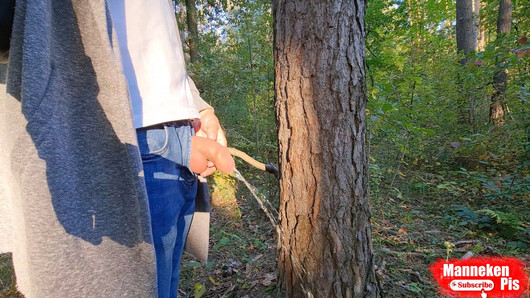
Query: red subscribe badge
430 257 528 297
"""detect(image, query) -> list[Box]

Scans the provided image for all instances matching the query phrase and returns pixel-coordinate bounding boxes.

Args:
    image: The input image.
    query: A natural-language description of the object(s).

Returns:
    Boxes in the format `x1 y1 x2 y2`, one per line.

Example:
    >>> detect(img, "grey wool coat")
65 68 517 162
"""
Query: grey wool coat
0 0 159 296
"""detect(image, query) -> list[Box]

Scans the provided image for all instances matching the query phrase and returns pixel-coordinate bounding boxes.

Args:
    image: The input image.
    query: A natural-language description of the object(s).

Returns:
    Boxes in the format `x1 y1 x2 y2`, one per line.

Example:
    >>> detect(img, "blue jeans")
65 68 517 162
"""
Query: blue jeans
137 122 197 298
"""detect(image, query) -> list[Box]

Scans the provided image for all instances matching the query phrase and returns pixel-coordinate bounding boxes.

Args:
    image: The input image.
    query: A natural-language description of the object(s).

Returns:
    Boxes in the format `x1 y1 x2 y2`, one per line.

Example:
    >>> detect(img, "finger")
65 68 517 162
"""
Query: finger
196 130 207 138
198 108 220 141
206 144 234 174
205 120 220 141
200 166 216 177
216 127 227 147
191 136 235 175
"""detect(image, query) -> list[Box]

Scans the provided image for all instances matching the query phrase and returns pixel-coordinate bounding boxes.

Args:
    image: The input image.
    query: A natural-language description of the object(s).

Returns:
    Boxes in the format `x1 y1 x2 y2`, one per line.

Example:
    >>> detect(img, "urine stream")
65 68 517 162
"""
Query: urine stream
233 168 311 288
233 168 278 228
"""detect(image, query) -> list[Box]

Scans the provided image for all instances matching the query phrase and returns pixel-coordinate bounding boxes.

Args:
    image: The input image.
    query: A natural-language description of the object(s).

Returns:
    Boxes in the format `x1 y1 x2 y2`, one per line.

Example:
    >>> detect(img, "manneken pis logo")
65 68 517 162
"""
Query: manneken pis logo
430 257 528 297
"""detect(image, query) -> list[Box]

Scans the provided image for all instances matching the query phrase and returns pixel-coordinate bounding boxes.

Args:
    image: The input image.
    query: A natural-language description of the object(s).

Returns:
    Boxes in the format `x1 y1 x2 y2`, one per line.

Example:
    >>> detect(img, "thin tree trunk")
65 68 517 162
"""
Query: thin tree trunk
474 0 485 51
490 0 513 126
496 0 513 34
477 25 485 52
185 0 199 63
456 0 479 131
273 1 379 297
456 0 477 54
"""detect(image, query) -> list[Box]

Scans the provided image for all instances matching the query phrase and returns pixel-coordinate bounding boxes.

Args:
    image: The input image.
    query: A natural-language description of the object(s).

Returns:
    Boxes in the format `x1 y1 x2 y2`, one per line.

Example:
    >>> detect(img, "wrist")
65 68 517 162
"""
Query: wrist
199 108 214 116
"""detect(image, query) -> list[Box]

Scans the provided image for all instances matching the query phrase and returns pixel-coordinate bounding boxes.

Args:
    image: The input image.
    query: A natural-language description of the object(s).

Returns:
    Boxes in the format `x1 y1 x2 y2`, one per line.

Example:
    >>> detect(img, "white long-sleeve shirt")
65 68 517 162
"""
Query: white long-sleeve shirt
108 0 201 128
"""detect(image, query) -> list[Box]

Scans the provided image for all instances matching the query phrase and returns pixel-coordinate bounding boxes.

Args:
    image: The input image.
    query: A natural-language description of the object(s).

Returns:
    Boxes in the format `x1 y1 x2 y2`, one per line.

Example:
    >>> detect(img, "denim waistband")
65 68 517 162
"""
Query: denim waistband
136 120 192 131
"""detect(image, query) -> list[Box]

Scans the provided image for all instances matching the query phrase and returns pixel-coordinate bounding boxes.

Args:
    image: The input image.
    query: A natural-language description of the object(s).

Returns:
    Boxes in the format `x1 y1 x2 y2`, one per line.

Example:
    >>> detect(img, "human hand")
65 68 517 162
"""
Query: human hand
193 108 231 176
195 108 227 145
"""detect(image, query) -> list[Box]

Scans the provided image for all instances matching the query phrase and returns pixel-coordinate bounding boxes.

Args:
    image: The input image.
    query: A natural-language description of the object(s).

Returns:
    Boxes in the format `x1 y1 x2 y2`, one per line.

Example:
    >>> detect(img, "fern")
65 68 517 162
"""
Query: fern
476 209 524 230
476 209 502 224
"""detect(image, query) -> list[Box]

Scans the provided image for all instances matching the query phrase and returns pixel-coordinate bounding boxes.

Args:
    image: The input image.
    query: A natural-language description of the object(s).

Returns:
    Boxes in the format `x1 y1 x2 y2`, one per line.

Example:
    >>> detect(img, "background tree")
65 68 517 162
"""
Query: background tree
176 0 278 218
474 0 485 51
273 1 379 297
456 0 480 131
185 0 200 63
456 0 478 54
490 0 513 125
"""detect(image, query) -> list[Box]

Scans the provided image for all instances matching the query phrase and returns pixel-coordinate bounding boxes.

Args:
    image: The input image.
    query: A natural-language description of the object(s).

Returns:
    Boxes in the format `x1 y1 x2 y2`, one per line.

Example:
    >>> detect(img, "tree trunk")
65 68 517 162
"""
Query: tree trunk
273 1 379 297
185 0 199 63
474 0 485 51
490 0 513 126
496 0 512 35
456 0 477 54
456 0 479 131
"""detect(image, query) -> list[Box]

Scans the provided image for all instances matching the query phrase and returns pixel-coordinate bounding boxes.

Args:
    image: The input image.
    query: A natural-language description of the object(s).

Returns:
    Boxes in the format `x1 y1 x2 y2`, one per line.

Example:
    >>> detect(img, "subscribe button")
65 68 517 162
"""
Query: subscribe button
449 280 494 291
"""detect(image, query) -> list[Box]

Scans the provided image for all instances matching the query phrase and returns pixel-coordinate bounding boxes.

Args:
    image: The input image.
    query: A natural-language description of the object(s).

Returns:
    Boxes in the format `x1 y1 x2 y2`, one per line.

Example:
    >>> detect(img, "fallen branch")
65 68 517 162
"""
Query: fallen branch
378 247 470 258
454 240 482 247
379 228 410 237
378 248 423 257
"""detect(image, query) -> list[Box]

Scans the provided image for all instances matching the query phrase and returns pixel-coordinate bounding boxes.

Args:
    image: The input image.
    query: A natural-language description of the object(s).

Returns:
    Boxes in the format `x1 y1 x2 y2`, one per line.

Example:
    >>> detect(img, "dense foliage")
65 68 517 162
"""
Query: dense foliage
366 0 529 250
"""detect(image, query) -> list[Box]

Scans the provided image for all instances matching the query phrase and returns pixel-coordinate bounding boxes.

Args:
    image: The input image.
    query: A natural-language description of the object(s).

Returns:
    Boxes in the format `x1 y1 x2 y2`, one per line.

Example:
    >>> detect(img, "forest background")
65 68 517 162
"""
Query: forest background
173 0 529 296
0 0 528 297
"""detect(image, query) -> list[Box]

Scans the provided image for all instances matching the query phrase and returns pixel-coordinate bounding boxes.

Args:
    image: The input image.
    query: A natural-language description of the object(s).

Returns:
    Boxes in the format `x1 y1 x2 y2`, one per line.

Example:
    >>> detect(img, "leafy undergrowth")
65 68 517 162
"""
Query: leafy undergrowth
370 169 530 297
181 167 529 297
179 170 279 298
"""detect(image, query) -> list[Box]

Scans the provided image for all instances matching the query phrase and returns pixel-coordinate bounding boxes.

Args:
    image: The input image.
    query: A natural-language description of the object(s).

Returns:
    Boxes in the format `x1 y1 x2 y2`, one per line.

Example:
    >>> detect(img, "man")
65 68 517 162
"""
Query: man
0 0 232 297
108 0 234 296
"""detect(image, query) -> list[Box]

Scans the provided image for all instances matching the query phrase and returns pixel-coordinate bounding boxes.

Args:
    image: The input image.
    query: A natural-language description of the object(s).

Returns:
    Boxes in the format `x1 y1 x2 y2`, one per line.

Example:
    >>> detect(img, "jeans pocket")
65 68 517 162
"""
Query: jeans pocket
137 127 170 160
179 164 196 188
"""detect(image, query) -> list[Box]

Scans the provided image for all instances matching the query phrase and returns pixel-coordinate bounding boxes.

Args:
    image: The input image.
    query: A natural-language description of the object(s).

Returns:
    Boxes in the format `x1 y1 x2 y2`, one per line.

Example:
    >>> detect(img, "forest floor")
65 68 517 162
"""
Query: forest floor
179 167 529 297
0 168 528 297
179 173 279 298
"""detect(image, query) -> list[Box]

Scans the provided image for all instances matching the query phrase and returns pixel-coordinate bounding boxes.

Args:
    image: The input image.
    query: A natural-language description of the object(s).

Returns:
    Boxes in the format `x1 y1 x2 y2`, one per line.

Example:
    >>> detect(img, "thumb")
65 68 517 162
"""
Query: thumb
206 123 219 140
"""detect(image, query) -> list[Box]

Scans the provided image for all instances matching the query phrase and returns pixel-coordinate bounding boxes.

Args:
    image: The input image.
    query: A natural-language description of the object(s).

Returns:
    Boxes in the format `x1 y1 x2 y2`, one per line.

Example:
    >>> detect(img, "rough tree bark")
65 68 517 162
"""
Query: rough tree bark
273 1 379 297
456 0 477 54
185 0 199 63
490 0 513 126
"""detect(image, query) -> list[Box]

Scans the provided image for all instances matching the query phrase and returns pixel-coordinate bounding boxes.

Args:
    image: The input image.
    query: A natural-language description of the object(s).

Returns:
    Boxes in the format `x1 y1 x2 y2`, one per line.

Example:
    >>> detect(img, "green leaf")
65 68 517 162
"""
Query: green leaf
382 103 394 112
185 261 202 269
214 236 230 250
194 283 206 298
205 261 215 270
408 282 422 293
